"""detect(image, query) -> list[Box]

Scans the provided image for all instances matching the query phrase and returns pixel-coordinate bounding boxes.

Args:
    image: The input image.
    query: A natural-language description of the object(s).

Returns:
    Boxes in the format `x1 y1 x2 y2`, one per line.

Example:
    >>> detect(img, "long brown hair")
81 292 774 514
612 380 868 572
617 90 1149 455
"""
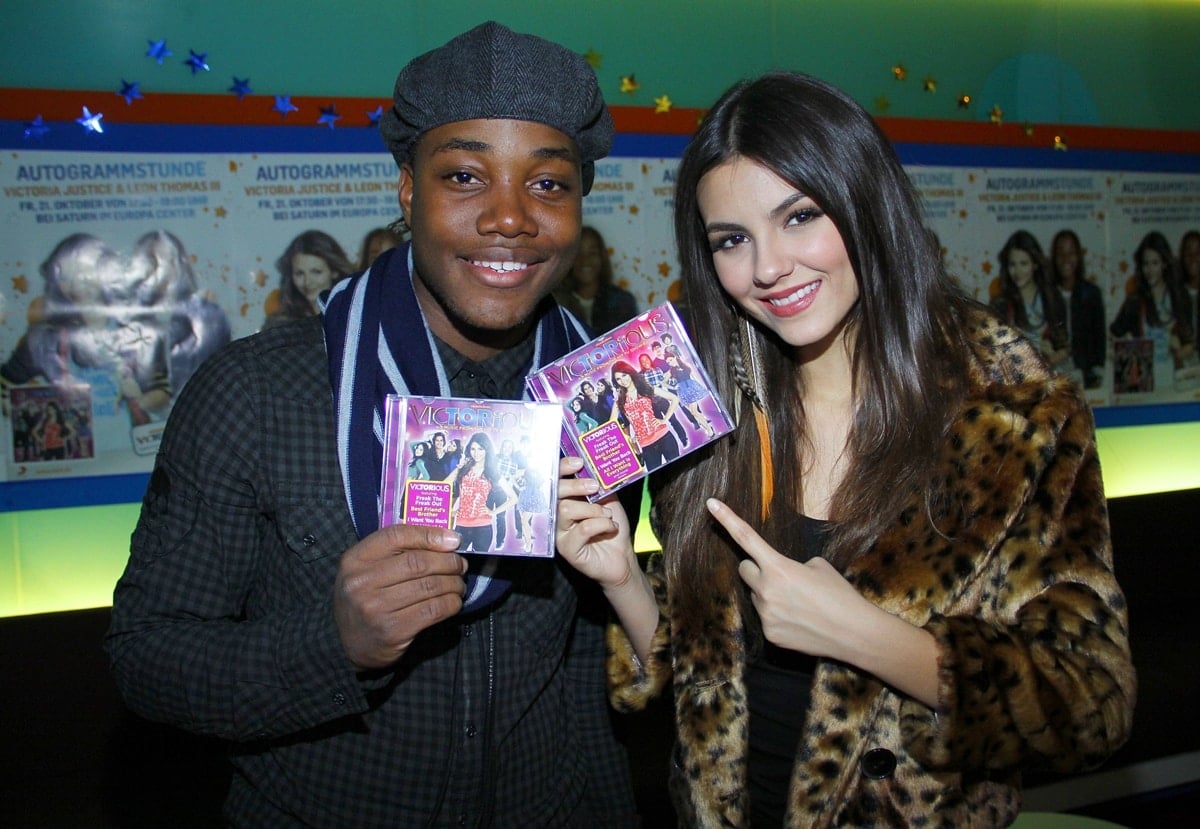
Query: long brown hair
660 71 973 625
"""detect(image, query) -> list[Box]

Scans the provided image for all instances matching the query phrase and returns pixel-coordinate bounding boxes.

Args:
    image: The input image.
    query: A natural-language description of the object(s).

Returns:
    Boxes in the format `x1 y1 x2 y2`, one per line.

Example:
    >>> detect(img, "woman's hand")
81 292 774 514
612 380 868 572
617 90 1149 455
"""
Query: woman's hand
559 456 660 662
706 498 870 660
556 457 636 591
706 497 940 706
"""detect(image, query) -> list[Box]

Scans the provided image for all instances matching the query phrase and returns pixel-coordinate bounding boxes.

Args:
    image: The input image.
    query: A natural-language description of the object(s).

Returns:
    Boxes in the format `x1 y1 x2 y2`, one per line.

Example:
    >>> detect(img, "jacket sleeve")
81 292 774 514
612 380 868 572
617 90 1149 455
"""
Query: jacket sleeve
564 575 642 827
606 553 675 711
105 337 374 742
900 380 1136 775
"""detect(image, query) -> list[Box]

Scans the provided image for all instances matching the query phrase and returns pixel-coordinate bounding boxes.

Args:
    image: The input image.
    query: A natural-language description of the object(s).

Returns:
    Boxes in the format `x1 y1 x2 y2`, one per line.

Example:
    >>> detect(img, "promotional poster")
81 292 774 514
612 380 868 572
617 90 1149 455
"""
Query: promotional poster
2 125 1198 501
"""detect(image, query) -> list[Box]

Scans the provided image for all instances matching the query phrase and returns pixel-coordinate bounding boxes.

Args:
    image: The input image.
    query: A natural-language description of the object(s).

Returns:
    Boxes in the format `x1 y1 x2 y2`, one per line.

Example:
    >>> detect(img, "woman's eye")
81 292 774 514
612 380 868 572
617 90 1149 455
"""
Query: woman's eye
710 233 747 252
787 206 824 226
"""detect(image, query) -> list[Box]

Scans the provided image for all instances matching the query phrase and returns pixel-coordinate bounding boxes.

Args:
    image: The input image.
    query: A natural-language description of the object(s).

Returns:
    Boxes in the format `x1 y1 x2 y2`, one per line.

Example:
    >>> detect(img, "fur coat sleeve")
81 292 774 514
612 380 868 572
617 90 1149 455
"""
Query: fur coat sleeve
605 318 1136 828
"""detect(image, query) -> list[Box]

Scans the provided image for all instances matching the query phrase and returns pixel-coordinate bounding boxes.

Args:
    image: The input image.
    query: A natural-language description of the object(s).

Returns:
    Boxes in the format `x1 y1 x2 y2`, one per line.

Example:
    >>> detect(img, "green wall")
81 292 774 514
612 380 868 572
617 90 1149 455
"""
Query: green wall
2 0 1199 130
2 0 1199 617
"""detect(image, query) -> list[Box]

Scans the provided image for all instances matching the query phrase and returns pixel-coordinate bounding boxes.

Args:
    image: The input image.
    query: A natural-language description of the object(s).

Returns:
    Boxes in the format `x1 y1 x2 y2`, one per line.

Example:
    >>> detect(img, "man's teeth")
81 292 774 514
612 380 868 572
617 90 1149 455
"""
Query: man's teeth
768 282 818 306
474 260 528 273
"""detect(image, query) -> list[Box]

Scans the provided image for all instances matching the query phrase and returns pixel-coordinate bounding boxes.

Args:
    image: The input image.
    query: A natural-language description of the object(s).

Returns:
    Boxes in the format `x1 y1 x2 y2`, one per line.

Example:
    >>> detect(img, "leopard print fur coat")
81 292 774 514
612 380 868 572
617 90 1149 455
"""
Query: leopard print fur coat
607 315 1136 828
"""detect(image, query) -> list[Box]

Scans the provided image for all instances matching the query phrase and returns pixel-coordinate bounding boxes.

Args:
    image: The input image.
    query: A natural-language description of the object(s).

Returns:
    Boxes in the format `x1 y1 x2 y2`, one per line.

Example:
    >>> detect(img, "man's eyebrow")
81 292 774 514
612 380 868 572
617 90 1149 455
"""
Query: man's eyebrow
427 139 578 163
429 138 490 155
532 146 578 163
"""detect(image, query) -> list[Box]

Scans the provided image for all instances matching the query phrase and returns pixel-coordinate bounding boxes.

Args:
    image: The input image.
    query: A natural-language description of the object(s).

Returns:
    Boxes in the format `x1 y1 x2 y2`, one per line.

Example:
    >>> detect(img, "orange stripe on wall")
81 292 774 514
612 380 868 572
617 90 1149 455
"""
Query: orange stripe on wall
3 88 1198 153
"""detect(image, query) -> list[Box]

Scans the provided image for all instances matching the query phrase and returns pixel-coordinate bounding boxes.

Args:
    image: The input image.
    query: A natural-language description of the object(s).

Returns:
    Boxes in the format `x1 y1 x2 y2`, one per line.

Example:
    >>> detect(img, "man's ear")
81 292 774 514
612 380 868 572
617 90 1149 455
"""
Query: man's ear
397 163 415 226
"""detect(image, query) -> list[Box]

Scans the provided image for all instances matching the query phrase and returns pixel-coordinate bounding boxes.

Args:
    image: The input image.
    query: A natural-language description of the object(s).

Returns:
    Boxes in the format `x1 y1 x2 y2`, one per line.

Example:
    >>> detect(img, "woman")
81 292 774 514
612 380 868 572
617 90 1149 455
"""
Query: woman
1050 229 1106 389
33 400 73 461
446 432 515 552
554 225 639 333
571 395 600 432
406 441 429 481
1110 230 1196 370
992 230 1069 368
609 359 680 472
665 350 716 437
577 379 609 425
357 225 404 271
557 72 1134 827
263 230 353 329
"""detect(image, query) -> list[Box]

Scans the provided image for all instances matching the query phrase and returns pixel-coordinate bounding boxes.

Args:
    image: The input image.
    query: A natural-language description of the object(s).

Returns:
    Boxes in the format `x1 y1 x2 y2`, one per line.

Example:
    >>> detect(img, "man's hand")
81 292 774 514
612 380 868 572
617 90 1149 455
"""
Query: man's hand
333 524 467 671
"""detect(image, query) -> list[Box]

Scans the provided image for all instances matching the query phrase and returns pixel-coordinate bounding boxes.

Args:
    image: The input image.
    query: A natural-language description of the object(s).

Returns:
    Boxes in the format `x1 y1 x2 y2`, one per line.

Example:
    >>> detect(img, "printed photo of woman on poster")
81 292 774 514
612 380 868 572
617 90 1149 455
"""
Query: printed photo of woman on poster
262 229 353 330
990 230 1070 371
1110 230 1198 394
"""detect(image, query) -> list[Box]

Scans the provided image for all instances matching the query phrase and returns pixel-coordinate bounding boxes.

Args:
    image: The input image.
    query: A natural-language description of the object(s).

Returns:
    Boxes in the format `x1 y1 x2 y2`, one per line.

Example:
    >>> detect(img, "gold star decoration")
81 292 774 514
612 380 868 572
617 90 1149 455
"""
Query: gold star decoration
12 275 28 294
1023 122 1035 137
658 261 672 277
989 105 1003 124
654 94 672 114
583 48 602 69
957 94 972 109
619 75 640 94
214 206 228 218
874 96 891 113
1054 134 1068 151
923 75 937 93
892 64 907 81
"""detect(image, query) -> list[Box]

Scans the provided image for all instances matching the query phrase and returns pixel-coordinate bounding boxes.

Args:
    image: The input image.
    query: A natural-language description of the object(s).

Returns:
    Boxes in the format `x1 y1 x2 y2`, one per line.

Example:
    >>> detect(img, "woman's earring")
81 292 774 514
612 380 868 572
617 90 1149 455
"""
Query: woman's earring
729 316 774 521
729 316 767 414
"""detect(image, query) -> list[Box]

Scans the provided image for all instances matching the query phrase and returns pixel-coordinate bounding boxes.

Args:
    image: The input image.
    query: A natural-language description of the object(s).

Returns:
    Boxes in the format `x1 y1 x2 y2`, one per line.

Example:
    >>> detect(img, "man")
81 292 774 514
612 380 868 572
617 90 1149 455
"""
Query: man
106 22 638 828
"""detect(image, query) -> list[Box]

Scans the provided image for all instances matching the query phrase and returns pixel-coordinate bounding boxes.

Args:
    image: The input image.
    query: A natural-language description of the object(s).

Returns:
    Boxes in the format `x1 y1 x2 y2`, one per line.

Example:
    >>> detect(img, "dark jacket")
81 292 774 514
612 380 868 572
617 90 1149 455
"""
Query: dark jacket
106 316 637 828
554 284 639 335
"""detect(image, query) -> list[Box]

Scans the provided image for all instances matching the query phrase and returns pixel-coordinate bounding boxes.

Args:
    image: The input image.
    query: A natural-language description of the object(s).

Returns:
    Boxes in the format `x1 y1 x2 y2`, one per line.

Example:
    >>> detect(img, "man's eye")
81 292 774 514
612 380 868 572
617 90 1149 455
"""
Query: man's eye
533 178 569 192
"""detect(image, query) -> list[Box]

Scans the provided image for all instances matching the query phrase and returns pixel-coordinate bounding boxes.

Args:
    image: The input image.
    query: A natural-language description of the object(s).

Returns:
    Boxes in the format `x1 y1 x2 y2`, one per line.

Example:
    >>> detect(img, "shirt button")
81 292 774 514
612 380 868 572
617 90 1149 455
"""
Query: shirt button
861 747 897 779
331 692 346 707
465 724 477 738
457 814 468 827
463 624 472 637
302 533 316 546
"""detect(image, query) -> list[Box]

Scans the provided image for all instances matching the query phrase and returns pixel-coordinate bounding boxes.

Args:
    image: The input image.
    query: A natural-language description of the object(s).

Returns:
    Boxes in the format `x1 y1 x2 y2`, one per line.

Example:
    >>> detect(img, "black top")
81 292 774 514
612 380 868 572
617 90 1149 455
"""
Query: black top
747 511 828 828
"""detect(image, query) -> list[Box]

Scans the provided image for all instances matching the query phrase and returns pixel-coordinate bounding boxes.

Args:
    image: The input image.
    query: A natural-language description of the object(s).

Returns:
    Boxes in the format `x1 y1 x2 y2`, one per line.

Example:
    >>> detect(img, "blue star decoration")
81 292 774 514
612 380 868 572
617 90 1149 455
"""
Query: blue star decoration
185 50 210 74
146 39 172 65
229 77 253 100
117 80 143 105
23 115 50 140
76 107 104 134
273 95 299 118
317 105 341 129
366 105 384 127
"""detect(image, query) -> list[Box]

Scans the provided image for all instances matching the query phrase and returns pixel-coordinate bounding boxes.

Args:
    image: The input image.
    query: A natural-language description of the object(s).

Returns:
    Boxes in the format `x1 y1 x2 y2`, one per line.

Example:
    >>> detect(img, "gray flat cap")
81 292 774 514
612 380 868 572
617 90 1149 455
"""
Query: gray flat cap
379 21 614 194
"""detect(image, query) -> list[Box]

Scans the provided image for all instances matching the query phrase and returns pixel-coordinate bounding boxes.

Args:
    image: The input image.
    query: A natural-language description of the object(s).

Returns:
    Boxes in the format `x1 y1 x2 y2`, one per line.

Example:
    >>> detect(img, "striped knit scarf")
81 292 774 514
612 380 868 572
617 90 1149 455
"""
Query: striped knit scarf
321 244 590 613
